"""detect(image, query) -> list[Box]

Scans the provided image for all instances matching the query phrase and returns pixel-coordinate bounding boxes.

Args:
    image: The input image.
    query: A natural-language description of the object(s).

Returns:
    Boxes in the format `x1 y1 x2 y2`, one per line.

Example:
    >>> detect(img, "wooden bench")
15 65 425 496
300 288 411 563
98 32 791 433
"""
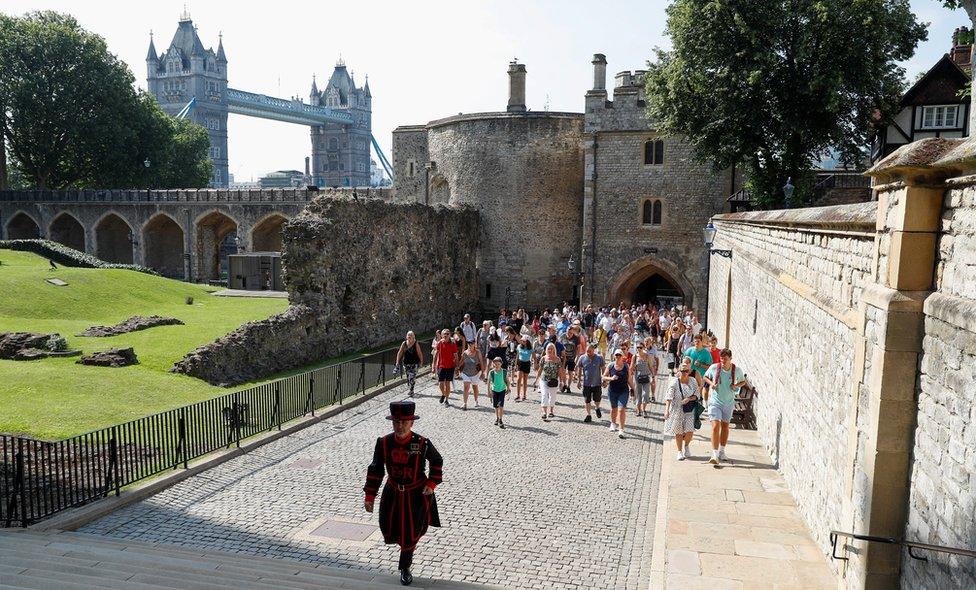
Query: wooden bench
732 385 757 428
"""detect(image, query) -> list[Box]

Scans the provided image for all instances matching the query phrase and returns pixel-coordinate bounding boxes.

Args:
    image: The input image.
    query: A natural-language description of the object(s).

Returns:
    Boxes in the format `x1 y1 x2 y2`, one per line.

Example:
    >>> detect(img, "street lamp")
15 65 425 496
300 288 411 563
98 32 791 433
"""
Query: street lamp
783 177 795 208
702 221 732 333
144 159 151 196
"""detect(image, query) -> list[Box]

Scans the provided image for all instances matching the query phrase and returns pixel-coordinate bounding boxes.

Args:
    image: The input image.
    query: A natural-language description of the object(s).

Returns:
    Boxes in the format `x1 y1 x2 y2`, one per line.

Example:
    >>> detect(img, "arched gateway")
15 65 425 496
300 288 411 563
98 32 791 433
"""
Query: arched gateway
606 257 693 308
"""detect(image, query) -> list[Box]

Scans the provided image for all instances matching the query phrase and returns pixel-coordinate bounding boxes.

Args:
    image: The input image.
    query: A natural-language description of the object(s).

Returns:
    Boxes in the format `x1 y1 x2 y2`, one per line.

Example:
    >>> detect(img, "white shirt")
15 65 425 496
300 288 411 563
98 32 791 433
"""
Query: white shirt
461 321 477 342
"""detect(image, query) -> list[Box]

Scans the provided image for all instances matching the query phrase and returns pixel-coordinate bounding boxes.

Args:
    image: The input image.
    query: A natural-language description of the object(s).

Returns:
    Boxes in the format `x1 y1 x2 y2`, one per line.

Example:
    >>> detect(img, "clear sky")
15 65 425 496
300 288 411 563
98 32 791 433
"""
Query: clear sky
2 0 970 182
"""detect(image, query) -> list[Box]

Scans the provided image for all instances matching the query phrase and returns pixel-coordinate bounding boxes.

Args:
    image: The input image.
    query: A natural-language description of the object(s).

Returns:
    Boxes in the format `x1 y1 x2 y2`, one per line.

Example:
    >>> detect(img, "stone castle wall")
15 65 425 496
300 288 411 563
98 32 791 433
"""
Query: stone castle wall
708 203 877 570
391 126 429 202
902 178 976 590
173 196 479 385
424 112 585 310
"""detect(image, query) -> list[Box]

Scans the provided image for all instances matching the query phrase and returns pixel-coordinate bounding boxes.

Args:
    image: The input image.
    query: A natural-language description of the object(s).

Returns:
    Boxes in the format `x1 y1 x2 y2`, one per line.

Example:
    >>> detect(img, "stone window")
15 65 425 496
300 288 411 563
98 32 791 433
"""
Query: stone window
408 161 416 178
643 139 664 165
328 138 339 151
641 199 663 226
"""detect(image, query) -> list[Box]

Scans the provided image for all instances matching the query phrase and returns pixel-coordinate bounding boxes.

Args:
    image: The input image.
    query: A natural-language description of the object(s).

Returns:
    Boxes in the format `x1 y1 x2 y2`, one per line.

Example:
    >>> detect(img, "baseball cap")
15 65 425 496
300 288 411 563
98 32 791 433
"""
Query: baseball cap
613 348 623 356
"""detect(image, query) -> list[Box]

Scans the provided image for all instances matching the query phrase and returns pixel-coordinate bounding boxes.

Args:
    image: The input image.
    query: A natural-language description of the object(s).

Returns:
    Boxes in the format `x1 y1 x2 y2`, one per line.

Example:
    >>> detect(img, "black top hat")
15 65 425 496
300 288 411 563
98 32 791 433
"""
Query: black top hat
386 400 420 421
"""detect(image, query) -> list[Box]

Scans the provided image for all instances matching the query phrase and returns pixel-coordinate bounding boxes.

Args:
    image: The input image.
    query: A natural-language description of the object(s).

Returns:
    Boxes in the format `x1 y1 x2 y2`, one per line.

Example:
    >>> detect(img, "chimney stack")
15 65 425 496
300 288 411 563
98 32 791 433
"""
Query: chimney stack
592 54 607 92
951 26 972 73
507 61 526 113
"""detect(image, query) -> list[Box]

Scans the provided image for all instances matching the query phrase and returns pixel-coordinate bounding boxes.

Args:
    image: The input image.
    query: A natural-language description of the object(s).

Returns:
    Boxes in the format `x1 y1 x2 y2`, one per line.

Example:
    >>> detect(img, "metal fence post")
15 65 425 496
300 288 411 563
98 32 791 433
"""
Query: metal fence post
381 350 387 385
336 367 343 404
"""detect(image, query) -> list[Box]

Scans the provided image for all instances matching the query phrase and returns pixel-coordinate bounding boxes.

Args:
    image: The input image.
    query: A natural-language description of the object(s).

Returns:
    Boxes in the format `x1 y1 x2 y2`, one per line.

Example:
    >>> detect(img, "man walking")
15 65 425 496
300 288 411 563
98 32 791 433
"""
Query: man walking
395 331 424 397
703 349 747 464
576 343 605 422
432 329 459 406
364 400 443 586
460 313 477 344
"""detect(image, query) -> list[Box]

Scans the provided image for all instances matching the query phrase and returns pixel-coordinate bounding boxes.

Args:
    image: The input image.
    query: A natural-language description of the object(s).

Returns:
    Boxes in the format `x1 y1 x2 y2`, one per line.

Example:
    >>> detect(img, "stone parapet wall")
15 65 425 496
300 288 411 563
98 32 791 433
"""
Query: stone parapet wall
707 203 877 568
173 196 480 385
0 187 391 204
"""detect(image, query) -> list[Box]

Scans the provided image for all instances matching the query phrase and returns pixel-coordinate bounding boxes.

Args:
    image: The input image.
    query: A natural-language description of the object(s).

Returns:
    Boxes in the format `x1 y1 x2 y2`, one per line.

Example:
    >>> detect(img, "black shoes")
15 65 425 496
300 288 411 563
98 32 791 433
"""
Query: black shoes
438 396 444 404
400 569 413 586
595 407 602 419
584 414 592 423
499 422 506 429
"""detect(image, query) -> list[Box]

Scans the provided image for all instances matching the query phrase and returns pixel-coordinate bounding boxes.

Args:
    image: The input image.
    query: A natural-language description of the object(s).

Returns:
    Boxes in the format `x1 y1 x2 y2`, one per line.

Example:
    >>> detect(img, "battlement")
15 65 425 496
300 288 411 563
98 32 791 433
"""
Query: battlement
585 55 650 132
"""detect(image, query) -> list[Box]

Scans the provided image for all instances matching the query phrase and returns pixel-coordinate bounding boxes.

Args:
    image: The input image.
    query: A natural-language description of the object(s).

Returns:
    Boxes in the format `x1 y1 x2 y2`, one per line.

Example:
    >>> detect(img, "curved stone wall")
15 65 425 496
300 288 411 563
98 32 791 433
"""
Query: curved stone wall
426 112 584 310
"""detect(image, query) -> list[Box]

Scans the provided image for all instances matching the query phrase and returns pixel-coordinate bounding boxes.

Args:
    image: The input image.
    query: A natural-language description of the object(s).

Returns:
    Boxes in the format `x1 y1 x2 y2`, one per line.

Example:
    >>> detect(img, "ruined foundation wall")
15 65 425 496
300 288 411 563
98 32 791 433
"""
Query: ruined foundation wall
174 196 480 385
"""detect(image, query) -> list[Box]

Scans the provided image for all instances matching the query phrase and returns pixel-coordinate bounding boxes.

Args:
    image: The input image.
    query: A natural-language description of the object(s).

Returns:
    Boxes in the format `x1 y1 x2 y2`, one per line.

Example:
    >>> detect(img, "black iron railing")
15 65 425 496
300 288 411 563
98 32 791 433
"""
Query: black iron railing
1 345 418 527
830 530 976 563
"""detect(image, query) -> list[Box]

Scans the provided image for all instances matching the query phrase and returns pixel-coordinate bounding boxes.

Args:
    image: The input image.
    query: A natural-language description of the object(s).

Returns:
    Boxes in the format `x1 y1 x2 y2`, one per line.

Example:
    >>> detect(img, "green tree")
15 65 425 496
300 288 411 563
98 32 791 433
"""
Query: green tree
0 11 211 189
644 0 928 207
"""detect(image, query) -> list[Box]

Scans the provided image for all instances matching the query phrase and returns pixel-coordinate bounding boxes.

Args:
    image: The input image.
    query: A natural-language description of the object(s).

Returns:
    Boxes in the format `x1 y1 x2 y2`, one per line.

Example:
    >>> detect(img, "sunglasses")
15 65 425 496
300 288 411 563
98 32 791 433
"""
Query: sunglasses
614 353 623 357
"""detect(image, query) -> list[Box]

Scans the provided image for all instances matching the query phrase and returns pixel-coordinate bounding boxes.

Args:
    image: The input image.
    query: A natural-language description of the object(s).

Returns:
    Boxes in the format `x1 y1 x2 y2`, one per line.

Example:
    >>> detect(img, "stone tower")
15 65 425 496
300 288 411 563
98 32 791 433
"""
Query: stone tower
147 10 229 187
309 61 372 187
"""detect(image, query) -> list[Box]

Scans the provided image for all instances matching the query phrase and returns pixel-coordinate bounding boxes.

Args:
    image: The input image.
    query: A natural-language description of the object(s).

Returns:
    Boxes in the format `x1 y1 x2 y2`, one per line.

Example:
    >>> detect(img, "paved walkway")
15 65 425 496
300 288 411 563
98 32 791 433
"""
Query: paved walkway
82 375 664 589
651 426 836 589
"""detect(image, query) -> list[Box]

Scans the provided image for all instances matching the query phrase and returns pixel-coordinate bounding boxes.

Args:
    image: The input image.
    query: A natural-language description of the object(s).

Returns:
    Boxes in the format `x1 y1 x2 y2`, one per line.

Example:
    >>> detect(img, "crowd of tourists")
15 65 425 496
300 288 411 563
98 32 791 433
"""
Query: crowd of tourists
394 303 748 463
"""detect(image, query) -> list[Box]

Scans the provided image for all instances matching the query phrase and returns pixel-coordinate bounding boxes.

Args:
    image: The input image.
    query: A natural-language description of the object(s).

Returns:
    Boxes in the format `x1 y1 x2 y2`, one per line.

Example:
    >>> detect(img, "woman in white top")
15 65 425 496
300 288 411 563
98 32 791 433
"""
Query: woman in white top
663 357 702 460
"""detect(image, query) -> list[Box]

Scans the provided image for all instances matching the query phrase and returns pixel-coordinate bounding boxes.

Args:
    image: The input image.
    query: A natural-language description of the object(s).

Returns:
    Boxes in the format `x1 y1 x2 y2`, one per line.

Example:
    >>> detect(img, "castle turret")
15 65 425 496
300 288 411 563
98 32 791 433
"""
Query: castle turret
507 61 527 113
146 32 158 63
216 33 227 63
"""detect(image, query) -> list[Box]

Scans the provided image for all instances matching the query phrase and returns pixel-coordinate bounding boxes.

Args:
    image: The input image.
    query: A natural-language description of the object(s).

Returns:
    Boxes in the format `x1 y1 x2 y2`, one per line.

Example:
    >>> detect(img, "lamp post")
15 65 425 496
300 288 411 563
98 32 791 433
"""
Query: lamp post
702 221 732 333
144 158 151 198
783 177 795 209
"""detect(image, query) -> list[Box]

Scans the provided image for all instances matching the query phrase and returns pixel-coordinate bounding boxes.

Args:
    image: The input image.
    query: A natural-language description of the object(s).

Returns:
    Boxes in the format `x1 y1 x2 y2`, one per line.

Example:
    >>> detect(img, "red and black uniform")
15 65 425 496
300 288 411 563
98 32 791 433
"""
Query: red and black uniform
364 431 443 569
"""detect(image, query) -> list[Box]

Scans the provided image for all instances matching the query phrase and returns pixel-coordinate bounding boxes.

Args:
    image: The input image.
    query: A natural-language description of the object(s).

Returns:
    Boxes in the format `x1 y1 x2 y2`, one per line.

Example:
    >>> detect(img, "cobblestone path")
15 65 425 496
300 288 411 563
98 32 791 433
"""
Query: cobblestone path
83 373 665 589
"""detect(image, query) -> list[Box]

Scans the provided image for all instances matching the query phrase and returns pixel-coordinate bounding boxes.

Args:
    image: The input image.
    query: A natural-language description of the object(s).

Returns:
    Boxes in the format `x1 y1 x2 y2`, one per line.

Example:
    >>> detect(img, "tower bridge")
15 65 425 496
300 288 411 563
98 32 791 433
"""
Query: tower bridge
146 12 391 188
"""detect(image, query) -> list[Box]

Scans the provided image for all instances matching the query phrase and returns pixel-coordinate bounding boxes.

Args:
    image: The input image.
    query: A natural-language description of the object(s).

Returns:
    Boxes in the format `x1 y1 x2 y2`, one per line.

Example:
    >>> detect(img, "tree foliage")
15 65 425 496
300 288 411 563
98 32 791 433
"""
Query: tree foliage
644 0 928 207
0 11 211 189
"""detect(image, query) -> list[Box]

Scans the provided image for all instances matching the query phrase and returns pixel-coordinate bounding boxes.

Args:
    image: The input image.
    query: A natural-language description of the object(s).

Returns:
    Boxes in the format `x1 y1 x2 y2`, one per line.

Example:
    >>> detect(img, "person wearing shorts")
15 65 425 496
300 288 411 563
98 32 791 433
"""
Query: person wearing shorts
459 341 485 410
487 358 508 428
703 349 746 464
602 348 635 439
633 342 653 418
575 344 605 423
515 336 532 401
433 329 459 406
395 331 424 397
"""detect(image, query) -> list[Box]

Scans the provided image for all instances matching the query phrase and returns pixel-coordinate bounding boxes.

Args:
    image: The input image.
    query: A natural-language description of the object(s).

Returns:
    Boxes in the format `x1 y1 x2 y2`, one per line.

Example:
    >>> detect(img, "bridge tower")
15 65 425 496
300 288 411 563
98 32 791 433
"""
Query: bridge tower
147 10 229 187
309 61 372 187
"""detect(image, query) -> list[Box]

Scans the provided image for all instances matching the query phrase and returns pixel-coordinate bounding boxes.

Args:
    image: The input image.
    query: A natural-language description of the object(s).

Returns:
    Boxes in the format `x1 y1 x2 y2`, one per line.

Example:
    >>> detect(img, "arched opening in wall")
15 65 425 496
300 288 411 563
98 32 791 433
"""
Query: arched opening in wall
95 213 134 264
607 257 692 310
429 175 451 204
6 212 41 240
251 214 288 252
48 212 86 252
195 211 238 282
143 214 185 278
633 273 683 306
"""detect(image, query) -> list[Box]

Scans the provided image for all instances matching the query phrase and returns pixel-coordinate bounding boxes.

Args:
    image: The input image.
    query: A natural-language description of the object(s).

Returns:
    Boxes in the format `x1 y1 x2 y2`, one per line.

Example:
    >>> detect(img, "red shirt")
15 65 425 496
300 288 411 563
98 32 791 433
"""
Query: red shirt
709 347 721 364
436 340 458 369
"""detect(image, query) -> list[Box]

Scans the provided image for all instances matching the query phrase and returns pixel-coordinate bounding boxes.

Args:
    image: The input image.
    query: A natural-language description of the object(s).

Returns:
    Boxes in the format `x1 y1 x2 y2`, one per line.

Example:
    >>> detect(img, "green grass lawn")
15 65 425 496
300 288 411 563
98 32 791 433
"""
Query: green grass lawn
0 249 290 440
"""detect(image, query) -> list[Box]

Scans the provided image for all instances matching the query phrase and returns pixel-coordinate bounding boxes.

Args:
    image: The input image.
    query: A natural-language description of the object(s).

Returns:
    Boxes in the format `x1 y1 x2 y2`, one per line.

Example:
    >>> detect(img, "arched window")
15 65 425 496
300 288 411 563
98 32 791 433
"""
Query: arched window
641 199 663 226
643 139 664 165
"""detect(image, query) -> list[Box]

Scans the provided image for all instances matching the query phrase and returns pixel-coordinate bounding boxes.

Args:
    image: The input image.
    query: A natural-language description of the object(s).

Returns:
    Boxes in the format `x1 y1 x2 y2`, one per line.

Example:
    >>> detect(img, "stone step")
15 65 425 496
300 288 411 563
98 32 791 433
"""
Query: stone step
0 531 489 589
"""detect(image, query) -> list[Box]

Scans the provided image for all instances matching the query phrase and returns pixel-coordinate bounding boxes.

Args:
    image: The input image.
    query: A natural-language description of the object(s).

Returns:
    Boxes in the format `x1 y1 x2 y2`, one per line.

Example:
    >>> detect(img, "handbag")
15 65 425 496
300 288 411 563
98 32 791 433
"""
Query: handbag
546 378 558 387
637 375 650 384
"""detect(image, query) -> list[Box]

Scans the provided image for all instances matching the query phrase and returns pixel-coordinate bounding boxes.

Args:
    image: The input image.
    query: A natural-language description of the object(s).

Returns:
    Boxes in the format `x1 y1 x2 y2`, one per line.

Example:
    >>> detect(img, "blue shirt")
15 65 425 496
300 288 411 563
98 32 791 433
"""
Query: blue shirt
705 363 744 406
577 353 605 387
